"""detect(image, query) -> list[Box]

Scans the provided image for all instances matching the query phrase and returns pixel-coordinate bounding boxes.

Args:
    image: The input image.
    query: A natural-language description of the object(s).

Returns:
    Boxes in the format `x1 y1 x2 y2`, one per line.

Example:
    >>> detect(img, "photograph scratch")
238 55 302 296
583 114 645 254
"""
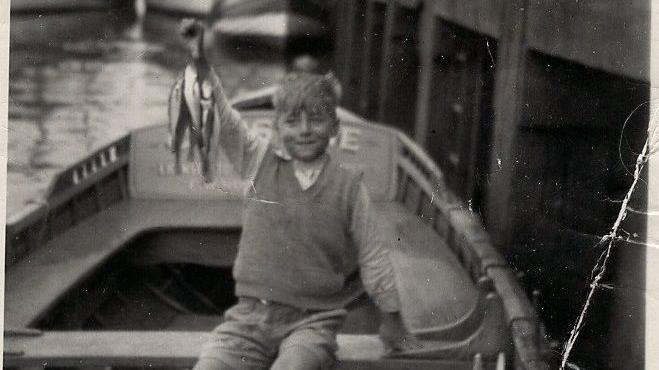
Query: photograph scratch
561 135 650 369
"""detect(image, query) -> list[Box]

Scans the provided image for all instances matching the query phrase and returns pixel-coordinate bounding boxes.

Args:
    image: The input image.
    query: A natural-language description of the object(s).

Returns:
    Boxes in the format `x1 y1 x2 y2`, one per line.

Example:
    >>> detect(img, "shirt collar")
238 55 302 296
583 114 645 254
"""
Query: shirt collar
273 144 331 183
274 147 292 160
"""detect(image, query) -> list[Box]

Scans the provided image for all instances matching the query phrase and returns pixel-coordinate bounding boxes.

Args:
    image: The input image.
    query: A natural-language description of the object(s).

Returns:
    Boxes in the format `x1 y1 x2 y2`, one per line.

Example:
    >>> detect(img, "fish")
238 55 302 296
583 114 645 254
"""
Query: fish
168 19 215 181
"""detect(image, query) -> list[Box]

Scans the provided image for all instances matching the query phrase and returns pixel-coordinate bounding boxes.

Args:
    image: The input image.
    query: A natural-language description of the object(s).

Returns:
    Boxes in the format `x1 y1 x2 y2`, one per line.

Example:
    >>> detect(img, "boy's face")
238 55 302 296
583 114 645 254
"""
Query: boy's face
276 107 338 162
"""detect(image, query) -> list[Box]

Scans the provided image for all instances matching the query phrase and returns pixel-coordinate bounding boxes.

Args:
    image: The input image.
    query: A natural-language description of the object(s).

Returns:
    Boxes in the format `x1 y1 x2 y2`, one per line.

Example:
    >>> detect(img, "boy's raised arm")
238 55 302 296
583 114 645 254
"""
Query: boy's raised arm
206 68 268 182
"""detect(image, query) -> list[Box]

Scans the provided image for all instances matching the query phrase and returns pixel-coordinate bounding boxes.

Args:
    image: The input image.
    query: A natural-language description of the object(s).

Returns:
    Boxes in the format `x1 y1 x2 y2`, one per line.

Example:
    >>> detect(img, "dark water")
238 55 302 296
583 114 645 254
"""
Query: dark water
8 9 314 217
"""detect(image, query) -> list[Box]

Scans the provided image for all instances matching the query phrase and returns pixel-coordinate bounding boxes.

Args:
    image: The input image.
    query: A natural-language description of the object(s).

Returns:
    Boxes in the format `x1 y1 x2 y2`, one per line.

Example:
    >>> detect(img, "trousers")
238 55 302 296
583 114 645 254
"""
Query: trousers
194 297 347 370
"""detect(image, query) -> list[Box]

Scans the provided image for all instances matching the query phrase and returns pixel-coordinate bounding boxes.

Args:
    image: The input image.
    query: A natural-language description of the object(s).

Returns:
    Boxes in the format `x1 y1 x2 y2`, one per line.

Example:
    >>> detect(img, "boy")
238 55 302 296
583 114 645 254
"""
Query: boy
191 60 421 369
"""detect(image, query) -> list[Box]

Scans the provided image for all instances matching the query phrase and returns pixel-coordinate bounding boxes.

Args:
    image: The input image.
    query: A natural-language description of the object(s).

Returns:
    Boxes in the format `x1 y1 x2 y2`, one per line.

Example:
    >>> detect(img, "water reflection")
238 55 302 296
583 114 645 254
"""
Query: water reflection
8 10 294 216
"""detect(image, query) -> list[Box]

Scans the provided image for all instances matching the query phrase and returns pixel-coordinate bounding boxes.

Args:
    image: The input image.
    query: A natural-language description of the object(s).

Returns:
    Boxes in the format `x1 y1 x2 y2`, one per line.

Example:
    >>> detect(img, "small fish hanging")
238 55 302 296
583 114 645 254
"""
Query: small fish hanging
168 18 215 181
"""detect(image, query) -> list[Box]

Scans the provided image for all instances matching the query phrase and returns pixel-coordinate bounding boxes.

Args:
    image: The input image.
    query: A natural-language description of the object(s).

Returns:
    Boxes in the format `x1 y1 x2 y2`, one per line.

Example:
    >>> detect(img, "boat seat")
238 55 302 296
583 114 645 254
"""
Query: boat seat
373 202 480 334
4 199 243 329
3 331 483 370
372 202 506 358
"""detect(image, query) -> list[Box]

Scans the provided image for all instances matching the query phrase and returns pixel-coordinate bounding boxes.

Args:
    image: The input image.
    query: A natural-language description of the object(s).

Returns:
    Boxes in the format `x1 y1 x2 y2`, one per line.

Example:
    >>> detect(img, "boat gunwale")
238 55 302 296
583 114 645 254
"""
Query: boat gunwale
6 136 131 229
5 135 132 267
389 123 551 369
3 331 493 369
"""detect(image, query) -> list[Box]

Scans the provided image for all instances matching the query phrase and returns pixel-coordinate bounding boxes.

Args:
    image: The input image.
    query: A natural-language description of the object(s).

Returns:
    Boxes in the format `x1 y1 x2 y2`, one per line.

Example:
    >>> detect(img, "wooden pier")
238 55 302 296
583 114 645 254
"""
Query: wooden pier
330 1 650 368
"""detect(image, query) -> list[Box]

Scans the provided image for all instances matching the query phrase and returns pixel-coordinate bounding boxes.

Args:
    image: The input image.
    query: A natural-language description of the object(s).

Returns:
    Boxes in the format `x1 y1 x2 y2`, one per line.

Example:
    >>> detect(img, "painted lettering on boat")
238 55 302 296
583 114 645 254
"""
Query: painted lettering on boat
158 125 363 177
330 126 361 153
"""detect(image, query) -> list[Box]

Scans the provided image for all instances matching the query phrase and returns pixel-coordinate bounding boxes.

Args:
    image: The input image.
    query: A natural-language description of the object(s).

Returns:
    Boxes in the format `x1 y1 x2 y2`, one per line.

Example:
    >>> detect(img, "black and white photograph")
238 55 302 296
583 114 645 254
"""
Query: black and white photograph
1 1 655 369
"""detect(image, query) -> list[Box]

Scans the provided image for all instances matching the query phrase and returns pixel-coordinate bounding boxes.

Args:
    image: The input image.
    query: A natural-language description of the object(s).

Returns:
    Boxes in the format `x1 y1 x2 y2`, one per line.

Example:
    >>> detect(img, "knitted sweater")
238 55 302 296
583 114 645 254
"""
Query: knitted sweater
233 148 364 310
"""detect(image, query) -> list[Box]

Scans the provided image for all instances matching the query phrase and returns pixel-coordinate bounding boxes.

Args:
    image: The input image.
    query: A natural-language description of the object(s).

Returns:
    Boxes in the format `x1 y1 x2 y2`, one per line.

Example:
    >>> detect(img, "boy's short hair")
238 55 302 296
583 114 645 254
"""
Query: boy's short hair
273 72 341 119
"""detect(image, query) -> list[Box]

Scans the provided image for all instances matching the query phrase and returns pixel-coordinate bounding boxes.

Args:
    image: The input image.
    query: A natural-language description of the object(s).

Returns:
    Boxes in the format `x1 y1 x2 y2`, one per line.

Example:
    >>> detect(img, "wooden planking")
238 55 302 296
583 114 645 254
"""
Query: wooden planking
522 51 650 129
377 3 420 135
427 0 650 80
426 0 649 80
413 5 438 146
359 0 388 118
430 0 504 39
342 0 368 112
397 156 435 200
486 266 534 324
47 158 128 215
509 321 550 370
484 0 529 249
397 133 446 189
376 2 398 121
3 331 479 370
526 0 649 81
5 199 243 329
504 57 648 367
7 138 130 266
422 20 496 206
448 208 506 280
333 0 351 85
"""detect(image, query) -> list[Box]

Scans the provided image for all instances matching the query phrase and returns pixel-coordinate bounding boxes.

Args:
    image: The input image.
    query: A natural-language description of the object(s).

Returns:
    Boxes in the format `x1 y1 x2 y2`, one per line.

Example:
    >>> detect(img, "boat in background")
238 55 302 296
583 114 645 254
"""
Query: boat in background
11 0 332 47
211 0 331 46
145 0 215 16
3 87 552 369
10 0 112 13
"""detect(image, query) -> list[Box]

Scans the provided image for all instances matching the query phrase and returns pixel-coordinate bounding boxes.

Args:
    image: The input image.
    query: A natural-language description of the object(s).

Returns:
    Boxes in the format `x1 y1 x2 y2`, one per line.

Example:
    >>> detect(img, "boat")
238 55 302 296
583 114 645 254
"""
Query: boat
3 87 552 369
211 0 331 46
145 0 216 16
141 0 330 42
10 0 113 13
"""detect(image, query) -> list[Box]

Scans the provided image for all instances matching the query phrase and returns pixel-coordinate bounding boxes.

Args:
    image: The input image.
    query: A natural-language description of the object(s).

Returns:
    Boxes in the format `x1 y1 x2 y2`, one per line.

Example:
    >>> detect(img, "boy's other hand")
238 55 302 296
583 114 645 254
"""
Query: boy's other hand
378 311 423 354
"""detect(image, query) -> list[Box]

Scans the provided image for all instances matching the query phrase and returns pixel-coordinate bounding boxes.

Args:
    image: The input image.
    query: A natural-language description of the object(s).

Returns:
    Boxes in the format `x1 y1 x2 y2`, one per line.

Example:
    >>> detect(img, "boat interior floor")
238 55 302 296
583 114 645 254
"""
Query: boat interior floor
38 261 380 334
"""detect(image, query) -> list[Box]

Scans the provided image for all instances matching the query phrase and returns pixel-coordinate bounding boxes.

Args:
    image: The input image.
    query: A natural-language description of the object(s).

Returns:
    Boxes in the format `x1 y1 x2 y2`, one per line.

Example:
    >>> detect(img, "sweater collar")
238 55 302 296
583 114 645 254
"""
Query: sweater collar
272 146 330 162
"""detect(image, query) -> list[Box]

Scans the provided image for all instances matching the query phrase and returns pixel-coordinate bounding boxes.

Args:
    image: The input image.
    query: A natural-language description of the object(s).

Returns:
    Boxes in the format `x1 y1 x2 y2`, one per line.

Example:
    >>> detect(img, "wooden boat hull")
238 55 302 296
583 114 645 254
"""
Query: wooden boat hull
4 89 551 369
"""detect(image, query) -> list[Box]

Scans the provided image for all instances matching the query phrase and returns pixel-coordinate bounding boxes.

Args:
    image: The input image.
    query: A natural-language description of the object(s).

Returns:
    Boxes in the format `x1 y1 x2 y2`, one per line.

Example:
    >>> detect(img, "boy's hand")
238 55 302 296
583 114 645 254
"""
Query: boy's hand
179 18 203 39
379 311 423 354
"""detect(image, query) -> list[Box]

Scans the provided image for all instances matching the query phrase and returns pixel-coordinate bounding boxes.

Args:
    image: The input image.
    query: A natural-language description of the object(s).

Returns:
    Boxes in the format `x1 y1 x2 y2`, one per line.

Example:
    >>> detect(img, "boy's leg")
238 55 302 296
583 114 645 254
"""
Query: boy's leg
195 299 276 370
271 309 347 370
